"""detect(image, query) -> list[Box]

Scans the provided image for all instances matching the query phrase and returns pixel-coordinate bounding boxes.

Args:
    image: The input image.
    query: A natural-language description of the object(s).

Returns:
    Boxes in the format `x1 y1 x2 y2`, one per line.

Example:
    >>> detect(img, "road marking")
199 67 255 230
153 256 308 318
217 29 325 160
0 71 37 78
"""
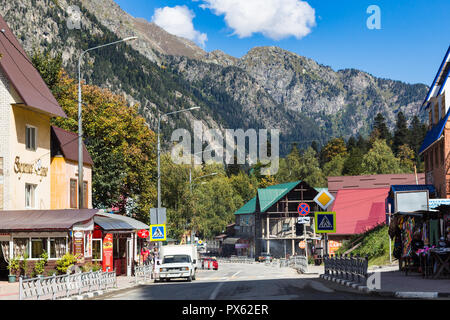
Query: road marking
231 271 241 278
209 282 225 300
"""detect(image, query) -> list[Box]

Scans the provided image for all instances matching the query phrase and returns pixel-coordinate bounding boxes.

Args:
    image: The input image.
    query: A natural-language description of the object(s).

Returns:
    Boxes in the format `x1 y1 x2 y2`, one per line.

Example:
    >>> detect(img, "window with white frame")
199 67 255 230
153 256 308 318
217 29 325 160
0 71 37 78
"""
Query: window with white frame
13 237 67 259
25 183 37 208
31 238 48 258
49 238 67 259
25 125 37 151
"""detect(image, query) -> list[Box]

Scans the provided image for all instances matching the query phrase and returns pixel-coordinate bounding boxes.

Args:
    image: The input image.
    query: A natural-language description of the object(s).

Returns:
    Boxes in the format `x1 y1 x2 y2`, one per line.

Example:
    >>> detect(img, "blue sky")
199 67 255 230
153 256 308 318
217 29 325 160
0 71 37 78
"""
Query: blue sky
115 0 449 85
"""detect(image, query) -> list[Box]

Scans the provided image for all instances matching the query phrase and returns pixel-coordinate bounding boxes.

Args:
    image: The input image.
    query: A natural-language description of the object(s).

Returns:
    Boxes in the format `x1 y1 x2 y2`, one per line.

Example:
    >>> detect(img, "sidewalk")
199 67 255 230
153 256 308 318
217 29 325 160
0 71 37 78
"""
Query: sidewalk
319 264 450 299
0 275 148 300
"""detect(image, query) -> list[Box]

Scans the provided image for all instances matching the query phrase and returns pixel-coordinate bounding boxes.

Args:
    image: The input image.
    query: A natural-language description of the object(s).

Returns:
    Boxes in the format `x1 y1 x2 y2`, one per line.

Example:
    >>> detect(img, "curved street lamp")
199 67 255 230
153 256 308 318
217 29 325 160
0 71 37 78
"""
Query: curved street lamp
77 36 138 209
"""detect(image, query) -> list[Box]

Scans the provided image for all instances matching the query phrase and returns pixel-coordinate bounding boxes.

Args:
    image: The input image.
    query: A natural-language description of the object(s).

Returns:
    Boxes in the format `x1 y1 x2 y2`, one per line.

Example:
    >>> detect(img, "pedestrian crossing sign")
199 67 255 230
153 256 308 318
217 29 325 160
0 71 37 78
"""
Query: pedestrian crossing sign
150 224 166 241
314 212 336 233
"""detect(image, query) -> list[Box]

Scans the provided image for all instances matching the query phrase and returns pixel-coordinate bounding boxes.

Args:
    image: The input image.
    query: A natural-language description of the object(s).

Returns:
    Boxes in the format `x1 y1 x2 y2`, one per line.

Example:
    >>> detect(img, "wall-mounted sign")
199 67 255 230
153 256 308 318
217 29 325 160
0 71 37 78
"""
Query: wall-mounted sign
137 229 149 239
73 231 84 263
102 233 113 272
14 156 48 177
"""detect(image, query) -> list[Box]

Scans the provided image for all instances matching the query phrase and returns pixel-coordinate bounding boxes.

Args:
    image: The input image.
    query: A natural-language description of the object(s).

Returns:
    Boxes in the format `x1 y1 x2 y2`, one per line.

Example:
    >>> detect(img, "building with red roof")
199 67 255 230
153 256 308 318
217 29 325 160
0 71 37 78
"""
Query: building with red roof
329 188 389 239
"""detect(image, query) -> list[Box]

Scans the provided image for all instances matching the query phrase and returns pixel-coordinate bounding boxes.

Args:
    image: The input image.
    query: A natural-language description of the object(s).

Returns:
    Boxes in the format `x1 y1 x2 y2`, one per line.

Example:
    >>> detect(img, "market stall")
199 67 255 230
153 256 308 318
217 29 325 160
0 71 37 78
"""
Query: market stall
389 208 450 278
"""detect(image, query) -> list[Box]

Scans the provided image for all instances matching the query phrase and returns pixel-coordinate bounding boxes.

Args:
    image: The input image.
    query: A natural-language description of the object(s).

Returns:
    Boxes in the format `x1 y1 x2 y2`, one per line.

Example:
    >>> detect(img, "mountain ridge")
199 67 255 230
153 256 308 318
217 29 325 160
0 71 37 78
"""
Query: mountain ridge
0 0 428 156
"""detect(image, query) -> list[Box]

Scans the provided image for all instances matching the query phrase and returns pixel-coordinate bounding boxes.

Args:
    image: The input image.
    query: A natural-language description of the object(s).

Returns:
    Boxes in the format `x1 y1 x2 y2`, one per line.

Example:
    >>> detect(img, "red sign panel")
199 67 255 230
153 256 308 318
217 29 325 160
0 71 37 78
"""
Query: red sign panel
102 233 113 272
138 229 149 239
298 203 310 216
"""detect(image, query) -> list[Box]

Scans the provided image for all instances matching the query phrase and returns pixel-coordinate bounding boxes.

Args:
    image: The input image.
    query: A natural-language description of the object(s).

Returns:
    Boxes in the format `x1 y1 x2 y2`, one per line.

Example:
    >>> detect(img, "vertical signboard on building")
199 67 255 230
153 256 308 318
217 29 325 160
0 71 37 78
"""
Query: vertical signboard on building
73 231 84 263
102 233 113 272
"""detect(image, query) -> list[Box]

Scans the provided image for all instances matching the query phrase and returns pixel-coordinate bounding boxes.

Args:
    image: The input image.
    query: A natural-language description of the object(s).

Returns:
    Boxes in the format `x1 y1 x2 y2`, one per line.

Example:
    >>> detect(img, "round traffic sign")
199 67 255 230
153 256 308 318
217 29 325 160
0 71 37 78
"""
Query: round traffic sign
297 203 310 216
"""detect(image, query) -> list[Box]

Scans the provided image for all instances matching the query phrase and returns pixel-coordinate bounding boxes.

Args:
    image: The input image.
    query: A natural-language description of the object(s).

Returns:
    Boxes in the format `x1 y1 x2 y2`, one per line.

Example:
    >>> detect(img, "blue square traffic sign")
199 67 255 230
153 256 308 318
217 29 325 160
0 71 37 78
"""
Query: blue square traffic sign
150 224 166 241
314 212 336 233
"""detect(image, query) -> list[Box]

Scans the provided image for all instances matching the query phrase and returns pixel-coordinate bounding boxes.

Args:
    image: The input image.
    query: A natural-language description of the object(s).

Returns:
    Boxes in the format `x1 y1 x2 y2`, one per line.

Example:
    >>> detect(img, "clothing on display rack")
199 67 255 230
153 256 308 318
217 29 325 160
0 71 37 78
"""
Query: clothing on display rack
430 219 440 246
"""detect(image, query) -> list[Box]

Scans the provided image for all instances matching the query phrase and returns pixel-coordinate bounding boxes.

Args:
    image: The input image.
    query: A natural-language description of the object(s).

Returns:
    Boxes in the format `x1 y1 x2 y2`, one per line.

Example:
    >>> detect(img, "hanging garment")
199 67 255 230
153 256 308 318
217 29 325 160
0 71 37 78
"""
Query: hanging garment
430 219 440 246
402 217 414 257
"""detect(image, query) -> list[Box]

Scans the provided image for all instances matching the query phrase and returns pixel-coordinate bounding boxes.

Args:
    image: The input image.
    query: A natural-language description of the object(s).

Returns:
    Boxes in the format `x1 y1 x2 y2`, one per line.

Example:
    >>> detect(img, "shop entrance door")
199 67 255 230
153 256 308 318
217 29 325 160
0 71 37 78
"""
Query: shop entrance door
126 238 133 276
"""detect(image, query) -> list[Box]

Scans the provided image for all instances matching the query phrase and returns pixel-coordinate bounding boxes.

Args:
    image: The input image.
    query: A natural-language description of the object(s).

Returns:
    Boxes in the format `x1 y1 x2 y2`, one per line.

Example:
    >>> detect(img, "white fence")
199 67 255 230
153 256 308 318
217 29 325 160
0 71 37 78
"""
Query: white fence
134 264 153 283
19 271 117 300
276 256 308 273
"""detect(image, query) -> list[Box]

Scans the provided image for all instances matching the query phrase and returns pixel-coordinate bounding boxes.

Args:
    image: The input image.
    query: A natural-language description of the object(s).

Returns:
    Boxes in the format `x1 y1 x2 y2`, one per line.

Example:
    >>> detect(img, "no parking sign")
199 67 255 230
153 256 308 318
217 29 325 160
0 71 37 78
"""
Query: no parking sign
297 203 310 216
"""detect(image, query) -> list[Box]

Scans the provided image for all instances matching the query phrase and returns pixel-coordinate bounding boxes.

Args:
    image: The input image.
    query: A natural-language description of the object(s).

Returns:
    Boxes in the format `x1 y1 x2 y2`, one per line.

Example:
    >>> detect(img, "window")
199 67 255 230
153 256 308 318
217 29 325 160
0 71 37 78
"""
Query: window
25 184 36 208
49 238 67 259
13 238 29 258
92 239 102 261
70 179 77 208
25 126 36 151
31 238 48 258
83 181 88 208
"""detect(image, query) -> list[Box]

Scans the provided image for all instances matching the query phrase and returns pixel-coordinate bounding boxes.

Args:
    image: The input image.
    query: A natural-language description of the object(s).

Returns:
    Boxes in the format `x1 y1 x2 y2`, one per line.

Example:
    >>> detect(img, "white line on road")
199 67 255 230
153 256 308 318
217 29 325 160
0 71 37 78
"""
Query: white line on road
209 282 225 300
231 271 241 278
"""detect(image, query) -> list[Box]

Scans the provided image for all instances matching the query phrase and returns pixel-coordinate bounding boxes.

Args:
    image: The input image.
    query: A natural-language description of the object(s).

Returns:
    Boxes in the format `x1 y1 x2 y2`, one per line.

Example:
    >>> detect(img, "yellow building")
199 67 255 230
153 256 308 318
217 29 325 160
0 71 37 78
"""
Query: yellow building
0 14 98 277
50 126 93 209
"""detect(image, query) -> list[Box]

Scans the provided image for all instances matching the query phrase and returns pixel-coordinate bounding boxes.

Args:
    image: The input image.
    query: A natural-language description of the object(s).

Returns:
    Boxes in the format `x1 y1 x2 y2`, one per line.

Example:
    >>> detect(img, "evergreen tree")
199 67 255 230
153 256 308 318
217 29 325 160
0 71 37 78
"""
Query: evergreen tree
372 113 392 142
393 111 409 155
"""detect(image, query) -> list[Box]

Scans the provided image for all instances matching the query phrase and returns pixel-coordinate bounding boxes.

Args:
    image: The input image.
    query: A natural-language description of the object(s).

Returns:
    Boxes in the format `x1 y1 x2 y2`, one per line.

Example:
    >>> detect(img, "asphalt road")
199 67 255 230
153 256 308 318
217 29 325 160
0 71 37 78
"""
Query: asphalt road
95 263 387 300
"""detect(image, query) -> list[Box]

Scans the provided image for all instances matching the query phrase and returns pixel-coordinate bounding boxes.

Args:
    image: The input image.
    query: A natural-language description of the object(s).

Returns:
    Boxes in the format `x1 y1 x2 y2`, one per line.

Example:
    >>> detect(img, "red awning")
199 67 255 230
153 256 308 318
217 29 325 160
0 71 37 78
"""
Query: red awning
0 209 98 231
330 188 389 235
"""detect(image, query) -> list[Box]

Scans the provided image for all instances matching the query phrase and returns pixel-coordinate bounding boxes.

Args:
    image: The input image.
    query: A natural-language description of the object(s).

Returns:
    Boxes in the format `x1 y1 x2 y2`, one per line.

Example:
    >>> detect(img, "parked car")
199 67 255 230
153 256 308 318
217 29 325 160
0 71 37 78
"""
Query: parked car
258 252 273 262
202 257 218 270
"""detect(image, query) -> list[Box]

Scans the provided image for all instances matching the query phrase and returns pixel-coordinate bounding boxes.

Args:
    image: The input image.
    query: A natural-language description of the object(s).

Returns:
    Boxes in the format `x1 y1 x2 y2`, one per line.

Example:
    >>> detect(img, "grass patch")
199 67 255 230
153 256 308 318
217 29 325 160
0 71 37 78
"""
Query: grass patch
336 224 393 266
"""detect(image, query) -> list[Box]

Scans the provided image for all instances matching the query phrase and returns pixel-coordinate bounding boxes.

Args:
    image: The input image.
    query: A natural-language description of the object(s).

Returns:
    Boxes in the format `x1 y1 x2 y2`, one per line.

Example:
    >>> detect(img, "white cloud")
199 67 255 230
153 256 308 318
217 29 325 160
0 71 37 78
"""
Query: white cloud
152 6 208 48
199 0 316 40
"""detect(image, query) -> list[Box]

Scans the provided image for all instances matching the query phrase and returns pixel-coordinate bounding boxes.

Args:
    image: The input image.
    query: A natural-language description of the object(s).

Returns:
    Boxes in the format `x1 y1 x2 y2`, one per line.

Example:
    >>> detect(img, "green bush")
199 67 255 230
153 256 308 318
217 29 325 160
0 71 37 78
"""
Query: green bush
81 262 102 272
21 254 32 277
7 257 20 275
33 251 49 276
56 253 77 274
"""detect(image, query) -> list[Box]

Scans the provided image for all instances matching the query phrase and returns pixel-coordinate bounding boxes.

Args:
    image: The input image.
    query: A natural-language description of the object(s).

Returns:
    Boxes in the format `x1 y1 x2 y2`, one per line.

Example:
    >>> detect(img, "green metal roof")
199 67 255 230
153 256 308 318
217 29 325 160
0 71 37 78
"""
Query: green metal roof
314 187 328 193
234 197 256 215
257 180 302 212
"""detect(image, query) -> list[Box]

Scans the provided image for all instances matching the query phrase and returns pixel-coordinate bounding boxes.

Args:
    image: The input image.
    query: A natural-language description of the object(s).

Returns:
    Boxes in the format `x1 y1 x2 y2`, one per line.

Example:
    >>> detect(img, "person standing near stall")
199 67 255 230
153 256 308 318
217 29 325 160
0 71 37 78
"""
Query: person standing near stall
141 246 151 265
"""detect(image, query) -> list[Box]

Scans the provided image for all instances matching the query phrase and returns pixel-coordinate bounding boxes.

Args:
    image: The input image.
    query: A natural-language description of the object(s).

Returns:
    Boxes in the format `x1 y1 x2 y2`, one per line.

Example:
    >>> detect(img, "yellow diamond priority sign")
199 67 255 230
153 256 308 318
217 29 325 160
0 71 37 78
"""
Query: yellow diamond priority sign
313 189 335 210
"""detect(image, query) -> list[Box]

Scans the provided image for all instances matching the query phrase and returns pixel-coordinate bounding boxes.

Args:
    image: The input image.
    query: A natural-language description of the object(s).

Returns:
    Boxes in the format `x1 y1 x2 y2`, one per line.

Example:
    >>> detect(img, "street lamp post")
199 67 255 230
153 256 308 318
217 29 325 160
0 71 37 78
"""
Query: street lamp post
77 36 137 209
156 106 200 242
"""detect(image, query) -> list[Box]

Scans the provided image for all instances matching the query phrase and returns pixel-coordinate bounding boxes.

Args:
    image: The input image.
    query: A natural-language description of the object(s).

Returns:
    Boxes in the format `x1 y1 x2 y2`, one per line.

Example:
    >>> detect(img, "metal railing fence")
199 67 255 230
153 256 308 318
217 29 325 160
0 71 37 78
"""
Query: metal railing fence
134 264 153 283
323 254 369 284
19 270 117 300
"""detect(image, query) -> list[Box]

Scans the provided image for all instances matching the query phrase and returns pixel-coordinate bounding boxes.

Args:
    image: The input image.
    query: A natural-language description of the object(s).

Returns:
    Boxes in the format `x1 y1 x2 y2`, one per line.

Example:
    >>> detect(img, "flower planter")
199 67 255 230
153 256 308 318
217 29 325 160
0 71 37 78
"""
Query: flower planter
8 275 16 283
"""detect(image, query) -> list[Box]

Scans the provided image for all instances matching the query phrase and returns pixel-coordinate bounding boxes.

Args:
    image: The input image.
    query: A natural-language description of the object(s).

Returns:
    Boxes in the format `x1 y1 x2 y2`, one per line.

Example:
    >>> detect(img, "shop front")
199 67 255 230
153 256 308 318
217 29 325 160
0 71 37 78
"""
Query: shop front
93 215 135 276
0 209 97 279
389 207 450 278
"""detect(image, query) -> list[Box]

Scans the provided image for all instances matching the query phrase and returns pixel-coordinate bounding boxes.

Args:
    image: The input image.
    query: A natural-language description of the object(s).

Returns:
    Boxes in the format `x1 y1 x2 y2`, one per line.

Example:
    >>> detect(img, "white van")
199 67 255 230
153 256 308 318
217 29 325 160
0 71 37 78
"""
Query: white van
156 245 198 282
